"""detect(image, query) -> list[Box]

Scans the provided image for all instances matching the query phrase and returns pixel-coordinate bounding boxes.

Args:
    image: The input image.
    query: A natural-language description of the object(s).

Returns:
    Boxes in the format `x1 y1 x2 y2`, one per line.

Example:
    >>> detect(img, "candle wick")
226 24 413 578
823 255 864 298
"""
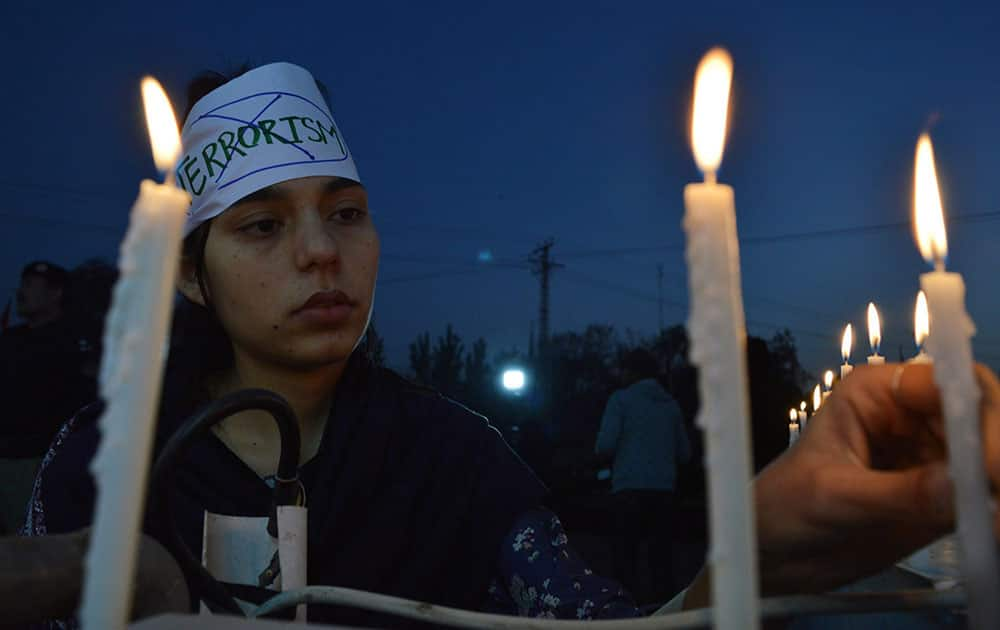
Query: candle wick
704 170 717 185
931 243 945 272
163 169 176 188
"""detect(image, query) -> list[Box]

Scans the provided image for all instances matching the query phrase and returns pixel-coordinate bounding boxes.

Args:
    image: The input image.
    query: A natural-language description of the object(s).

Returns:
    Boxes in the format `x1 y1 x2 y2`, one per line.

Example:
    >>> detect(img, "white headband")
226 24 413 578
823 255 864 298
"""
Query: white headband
176 62 361 237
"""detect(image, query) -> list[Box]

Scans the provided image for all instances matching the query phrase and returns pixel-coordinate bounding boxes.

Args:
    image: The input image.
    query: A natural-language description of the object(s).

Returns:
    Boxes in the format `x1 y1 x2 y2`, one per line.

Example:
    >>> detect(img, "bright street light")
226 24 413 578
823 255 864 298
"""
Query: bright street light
501 368 526 393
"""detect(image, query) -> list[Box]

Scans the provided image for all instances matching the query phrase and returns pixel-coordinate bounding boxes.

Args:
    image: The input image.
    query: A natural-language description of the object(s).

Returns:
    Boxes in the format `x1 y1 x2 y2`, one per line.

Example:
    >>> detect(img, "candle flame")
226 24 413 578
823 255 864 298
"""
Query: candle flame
800 401 807 412
841 324 853 363
824 370 834 390
867 302 881 354
690 47 733 177
812 385 821 412
141 77 181 174
789 408 798 422
915 290 929 348
913 133 948 266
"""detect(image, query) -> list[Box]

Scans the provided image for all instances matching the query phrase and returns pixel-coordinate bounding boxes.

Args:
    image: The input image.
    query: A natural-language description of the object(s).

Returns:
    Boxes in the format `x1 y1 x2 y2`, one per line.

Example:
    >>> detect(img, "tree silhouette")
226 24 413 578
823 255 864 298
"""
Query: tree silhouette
431 324 464 395
364 323 387 367
408 331 432 385
464 337 490 398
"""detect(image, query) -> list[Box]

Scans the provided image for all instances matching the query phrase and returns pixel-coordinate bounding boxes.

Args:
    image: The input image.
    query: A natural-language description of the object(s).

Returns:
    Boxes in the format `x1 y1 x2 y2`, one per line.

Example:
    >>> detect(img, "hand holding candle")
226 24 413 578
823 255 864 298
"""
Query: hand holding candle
912 132 999 629
682 47 759 629
80 78 190 630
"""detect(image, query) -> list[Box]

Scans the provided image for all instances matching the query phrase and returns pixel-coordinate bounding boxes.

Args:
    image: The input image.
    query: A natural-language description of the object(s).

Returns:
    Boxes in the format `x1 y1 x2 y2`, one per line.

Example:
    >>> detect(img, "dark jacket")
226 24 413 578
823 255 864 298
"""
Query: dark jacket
0 322 95 457
28 352 547 627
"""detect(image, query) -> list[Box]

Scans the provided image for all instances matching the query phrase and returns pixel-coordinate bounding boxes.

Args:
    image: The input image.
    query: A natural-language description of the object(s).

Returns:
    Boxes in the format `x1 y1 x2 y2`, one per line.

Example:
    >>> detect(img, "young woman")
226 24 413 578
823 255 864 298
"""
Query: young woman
24 62 1000 627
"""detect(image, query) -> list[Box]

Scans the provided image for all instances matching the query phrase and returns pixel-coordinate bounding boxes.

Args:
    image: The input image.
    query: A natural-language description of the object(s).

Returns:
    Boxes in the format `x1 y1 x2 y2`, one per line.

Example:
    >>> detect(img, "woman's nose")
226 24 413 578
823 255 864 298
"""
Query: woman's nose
293 214 340 270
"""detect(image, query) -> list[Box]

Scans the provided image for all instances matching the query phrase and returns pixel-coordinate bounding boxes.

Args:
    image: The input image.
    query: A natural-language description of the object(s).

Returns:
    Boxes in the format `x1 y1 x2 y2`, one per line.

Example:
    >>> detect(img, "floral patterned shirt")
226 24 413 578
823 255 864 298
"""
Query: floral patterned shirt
485 508 641 619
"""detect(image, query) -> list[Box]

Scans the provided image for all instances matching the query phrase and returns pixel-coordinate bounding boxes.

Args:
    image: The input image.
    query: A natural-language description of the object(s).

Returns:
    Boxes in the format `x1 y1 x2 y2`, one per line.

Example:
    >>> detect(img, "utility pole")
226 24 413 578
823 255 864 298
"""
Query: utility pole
657 264 664 334
530 238 562 357
529 238 562 438
528 320 535 359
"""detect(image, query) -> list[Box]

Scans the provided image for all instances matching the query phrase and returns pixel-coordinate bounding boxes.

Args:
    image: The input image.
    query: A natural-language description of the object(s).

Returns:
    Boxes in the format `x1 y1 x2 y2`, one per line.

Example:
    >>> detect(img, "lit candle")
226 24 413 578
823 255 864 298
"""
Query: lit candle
682 47 759 629
913 132 999 628
866 302 885 365
840 324 854 379
788 409 800 447
912 290 932 363
80 78 190 630
812 385 822 414
798 401 808 424
822 369 834 403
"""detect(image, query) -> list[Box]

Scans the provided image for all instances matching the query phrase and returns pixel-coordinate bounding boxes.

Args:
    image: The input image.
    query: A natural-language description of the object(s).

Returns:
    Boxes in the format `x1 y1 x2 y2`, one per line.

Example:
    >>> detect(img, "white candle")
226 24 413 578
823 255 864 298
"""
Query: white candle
866 302 885 365
840 324 854 379
798 401 808 425
822 370 834 403
682 48 759 629
912 290 932 363
788 409 800 447
913 133 999 628
80 78 189 630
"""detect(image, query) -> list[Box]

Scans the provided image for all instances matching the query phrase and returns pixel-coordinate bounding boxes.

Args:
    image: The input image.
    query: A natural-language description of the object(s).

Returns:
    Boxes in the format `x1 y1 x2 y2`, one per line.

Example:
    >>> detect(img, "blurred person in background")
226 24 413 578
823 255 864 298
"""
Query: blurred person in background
596 348 691 603
0 261 95 534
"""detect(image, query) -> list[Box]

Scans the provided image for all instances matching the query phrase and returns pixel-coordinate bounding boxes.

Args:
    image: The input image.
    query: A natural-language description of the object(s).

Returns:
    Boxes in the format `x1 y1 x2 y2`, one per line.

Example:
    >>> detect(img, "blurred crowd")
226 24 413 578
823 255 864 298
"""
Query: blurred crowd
0 259 117 535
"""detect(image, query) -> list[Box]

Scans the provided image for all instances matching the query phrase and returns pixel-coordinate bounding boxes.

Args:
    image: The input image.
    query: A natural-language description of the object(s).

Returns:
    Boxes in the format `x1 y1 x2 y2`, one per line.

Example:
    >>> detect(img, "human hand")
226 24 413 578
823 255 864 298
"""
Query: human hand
753 362 1000 596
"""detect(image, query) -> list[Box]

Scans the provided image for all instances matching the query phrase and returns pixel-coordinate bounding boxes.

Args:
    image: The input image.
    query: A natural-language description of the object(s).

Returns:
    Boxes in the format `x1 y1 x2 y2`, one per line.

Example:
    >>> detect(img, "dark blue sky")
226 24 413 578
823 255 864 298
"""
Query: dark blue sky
4 1 1000 378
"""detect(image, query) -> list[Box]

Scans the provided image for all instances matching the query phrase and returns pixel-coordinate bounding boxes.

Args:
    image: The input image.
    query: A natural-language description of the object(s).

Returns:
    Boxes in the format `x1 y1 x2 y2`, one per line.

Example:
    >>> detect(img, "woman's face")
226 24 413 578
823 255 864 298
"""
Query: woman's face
182 176 379 371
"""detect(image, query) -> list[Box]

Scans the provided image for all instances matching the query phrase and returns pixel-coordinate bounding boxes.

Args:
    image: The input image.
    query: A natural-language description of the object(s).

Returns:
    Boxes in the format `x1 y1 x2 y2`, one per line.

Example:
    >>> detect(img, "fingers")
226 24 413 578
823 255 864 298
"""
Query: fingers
816 462 955 536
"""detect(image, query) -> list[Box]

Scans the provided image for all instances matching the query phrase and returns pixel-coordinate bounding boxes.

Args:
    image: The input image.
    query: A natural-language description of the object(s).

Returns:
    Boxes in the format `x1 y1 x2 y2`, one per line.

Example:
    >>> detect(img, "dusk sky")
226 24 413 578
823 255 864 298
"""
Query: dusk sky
4 1 1000 379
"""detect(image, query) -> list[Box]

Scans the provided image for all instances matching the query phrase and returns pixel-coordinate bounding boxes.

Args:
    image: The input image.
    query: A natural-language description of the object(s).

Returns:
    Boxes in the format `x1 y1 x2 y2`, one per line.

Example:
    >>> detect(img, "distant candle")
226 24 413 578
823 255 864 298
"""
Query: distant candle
822 370 834 403
682 47 758 629
812 385 822 413
841 324 854 378
788 408 800 446
913 132 999 628
867 302 885 365
798 401 808 424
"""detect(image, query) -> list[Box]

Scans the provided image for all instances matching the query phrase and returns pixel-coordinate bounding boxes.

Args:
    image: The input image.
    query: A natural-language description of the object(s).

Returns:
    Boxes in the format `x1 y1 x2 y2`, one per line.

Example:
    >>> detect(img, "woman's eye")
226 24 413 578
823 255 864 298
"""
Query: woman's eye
240 219 280 236
331 208 366 224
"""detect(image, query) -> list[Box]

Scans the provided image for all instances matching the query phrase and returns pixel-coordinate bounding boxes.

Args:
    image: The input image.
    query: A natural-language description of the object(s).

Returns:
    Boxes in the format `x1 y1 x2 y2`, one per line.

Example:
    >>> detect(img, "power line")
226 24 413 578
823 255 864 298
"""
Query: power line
381 254 529 269
380 266 510 285
6 175 1000 256
558 210 1000 260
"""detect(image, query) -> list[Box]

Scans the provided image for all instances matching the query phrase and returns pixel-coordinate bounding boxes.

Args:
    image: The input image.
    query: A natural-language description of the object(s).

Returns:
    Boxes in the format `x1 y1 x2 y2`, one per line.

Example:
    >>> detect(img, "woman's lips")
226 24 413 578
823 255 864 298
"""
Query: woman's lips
294 303 354 326
292 290 355 325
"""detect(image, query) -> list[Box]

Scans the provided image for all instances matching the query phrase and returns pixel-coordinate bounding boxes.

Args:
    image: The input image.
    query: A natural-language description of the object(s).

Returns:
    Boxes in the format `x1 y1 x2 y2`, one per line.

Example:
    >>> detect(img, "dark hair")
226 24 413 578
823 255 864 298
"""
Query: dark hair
622 348 659 381
21 260 69 290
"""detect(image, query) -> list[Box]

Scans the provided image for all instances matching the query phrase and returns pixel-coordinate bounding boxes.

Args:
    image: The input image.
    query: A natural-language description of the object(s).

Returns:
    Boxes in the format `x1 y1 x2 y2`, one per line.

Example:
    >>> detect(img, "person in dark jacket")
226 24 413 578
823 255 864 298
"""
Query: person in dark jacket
596 348 690 602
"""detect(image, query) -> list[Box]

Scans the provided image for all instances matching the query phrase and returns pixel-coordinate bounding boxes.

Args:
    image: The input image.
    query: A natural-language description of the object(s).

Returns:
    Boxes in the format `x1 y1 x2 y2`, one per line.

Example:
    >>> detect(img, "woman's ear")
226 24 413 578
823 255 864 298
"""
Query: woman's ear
176 256 206 307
